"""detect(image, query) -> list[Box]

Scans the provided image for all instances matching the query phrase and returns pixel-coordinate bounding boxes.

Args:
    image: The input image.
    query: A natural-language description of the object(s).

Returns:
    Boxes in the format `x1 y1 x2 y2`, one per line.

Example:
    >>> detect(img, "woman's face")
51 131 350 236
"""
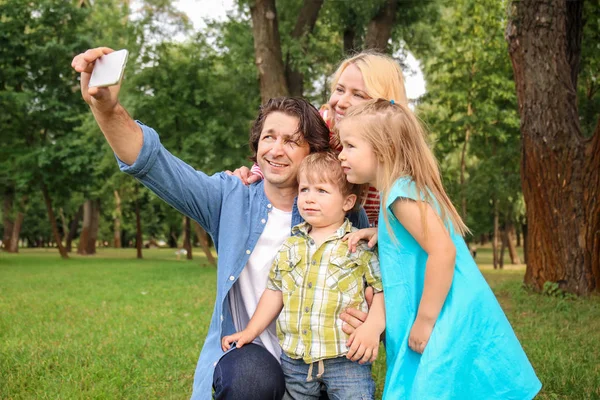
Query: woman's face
328 64 371 126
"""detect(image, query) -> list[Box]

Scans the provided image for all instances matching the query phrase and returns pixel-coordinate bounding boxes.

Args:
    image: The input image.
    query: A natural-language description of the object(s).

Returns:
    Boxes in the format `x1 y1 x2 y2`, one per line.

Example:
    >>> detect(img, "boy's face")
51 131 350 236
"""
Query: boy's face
297 172 356 230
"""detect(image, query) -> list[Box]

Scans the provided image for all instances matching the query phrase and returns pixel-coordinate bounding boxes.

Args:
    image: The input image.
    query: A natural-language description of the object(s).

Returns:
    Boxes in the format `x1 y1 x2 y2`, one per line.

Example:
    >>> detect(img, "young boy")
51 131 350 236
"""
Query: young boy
221 152 385 399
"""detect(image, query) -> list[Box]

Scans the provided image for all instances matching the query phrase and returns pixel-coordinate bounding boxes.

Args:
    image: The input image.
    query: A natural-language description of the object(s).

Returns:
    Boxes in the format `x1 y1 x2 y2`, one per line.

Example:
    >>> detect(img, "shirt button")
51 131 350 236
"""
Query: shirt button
261 219 266 224
311 260 316 265
229 275 235 281
213 361 218 367
267 204 272 209
246 249 251 254
302 330 307 335
304 307 310 313
308 282 312 289
220 314 224 321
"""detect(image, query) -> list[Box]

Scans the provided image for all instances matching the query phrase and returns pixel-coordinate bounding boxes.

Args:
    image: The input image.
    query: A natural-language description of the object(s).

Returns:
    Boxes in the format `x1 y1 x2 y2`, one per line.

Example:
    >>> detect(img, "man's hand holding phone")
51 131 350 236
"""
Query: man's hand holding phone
71 47 127 114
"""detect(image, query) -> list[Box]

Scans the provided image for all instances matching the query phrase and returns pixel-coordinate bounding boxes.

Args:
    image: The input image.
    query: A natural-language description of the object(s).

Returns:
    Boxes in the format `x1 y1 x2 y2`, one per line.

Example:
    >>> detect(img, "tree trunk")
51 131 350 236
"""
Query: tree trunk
113 190 122 248
460 102 474 219
507 0 600 294
3 193 14 251
59 208 68 242
66 205 83 252
250 0 289 103
459 126 470 219
516 225 521 247
521 223 528 265
169 228 178 248
41 182 68 259
499 229 506 269
86 200 99 255
192 220 216 266
183 216 193 260
364 0 398 52
8 212 24 253
78 200 92 255
135 187 143 259
284 0 324 97
480 233 488 246
343 26 358 55
505 221 521 265
492 203 500 269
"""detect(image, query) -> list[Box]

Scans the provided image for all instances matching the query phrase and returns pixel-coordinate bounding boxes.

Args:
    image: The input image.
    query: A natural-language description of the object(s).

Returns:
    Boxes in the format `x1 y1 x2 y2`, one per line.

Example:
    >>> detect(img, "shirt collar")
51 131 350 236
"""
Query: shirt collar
292 218 353 241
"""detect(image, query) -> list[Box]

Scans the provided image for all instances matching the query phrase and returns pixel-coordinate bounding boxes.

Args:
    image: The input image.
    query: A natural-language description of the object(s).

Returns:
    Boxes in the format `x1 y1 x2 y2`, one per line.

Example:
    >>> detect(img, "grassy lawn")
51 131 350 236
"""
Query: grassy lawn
1 248 599 399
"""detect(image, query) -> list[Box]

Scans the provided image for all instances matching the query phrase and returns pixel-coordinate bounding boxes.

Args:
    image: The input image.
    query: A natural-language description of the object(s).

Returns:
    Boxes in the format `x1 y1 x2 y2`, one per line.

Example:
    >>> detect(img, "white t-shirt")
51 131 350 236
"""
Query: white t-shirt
229 206 292 361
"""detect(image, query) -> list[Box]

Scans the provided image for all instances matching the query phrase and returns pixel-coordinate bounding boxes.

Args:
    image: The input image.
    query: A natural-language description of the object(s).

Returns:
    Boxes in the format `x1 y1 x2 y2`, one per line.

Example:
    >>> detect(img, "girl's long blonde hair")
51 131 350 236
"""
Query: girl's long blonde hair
338 99 469 238
330 51 408 107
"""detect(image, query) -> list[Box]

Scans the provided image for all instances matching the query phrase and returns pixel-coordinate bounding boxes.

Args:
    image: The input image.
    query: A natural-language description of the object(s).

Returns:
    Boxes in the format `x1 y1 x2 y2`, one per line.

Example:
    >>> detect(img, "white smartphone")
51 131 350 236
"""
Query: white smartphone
88 49 129 88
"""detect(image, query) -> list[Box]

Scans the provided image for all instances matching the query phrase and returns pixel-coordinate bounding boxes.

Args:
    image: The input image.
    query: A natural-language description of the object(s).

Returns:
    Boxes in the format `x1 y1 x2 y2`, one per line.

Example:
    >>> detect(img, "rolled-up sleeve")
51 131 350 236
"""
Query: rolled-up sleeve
115 121 232 238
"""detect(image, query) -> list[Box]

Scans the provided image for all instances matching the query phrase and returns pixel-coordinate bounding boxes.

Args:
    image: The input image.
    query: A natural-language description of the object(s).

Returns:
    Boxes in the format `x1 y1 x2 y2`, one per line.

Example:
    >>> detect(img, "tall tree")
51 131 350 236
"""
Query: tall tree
244 0 438 100
506 0 600 295
249 0 289 102
417 0 523 259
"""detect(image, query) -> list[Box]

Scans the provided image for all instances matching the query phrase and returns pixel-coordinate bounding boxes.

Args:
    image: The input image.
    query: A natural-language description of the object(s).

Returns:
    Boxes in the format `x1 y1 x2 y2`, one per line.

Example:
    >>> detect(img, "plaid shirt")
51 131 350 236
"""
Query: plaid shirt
267 219 383 363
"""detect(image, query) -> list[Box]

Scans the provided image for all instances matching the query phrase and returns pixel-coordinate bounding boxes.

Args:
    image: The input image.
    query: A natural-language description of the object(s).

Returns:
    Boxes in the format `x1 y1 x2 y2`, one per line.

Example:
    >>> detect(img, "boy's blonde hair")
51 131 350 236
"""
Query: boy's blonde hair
337 99 469 237
330 51 408 107
298 152 368 212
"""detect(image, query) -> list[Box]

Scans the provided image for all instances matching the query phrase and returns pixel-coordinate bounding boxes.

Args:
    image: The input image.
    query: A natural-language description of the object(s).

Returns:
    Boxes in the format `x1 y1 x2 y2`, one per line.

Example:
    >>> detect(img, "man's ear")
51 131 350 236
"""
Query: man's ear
343 194 357 212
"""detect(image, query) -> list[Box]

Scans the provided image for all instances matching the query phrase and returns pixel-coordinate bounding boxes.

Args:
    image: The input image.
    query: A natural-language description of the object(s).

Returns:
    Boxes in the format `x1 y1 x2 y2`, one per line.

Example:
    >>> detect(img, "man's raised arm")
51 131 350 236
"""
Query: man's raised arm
71 47 142 165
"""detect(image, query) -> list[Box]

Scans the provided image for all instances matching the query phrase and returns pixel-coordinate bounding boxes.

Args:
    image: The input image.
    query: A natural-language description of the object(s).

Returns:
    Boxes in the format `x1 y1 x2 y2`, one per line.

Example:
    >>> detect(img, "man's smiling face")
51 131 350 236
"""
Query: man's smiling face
256 112 311 189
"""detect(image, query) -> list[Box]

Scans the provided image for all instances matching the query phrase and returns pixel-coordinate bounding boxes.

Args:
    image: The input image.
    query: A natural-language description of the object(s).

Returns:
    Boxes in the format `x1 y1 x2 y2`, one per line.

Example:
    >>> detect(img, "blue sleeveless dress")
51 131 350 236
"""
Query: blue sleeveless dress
378 177 541 399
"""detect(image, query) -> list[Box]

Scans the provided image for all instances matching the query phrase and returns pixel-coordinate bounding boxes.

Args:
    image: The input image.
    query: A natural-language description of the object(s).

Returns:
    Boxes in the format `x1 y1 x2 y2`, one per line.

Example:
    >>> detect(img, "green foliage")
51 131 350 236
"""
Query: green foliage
577 0 600 138
129 35 259 174
542 281 577 300
416 0 522 238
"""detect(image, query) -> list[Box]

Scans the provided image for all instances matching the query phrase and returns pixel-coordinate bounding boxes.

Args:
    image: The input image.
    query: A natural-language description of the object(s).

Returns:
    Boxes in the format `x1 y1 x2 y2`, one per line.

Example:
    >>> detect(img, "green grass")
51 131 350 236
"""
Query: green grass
1 248 599 399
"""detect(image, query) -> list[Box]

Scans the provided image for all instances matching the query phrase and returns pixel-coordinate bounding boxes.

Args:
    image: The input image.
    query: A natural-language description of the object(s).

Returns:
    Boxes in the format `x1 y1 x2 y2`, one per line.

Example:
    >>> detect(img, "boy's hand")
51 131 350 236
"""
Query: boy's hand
221 330 255 351
342 227 378 252
408 316 434 354
345 320 385 364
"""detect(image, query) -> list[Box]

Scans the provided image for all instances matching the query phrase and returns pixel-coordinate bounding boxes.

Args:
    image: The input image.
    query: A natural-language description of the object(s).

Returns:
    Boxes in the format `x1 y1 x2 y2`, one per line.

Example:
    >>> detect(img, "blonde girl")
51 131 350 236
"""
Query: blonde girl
337 99 541 400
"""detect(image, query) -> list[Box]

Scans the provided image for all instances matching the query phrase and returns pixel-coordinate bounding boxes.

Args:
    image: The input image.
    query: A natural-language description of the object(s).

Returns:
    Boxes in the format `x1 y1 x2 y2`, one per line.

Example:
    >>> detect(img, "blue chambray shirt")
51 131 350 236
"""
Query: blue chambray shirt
117 122 369 399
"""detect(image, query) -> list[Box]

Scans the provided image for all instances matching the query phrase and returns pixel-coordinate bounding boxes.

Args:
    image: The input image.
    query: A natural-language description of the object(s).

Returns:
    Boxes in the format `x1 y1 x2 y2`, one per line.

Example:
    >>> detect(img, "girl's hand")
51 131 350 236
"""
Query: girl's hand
345 320 385 364
342 228 378 253
408 316 435 354
225 166 260 185
221 330 255 351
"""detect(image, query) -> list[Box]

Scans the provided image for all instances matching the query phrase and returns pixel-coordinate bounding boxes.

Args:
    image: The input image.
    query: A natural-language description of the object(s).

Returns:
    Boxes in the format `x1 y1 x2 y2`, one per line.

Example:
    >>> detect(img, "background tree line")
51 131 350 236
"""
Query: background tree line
1 0 598 294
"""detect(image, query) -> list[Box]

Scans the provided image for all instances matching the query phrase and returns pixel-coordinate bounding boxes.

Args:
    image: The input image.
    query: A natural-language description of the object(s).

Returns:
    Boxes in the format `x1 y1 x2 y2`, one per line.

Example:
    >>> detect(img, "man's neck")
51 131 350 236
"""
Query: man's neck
263 182 298 212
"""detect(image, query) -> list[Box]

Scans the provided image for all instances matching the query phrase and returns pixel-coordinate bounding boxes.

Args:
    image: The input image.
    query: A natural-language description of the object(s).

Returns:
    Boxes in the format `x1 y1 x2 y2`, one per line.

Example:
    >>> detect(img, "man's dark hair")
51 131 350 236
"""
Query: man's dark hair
249 97 330 163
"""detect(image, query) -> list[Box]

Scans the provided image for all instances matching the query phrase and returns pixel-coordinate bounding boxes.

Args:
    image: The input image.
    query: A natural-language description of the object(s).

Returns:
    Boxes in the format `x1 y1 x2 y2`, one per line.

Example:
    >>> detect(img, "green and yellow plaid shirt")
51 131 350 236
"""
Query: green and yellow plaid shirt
267 219 383 363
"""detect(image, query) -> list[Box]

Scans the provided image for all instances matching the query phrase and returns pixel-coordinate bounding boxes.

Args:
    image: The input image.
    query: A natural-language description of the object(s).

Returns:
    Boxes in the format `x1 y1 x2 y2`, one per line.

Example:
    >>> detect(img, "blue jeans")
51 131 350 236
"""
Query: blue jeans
212 343 285 400
281 353 375 400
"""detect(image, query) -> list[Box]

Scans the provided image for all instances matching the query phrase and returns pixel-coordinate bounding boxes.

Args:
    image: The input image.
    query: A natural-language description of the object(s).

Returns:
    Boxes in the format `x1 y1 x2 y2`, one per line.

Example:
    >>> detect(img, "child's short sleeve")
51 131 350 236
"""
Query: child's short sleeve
384 177 424 209
358 246 383 294
267 249 285 291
